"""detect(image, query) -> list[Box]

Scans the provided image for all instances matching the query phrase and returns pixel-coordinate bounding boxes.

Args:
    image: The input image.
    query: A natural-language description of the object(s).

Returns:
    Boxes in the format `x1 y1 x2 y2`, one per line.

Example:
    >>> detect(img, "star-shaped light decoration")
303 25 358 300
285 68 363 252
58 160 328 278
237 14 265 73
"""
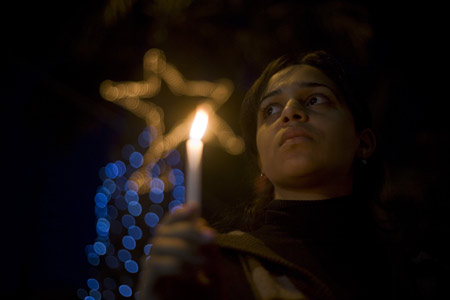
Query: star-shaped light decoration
99 48 244 196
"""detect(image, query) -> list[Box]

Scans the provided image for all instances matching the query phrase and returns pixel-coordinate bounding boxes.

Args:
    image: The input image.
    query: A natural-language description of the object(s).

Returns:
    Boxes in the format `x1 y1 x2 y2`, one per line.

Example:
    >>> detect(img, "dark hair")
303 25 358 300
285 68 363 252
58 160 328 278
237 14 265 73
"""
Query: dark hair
239 50 386 230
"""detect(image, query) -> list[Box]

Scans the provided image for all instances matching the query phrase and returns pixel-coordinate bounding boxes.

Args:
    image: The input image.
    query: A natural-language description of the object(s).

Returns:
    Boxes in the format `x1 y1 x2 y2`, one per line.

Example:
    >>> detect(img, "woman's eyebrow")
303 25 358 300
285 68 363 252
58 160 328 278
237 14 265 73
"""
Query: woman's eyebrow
260 81 336 104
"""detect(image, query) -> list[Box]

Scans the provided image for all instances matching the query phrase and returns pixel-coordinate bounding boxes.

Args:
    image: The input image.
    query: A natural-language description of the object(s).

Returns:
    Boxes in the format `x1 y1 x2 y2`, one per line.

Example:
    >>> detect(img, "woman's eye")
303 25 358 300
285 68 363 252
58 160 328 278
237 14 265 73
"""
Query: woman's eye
306 95 328 106
263 104 282 118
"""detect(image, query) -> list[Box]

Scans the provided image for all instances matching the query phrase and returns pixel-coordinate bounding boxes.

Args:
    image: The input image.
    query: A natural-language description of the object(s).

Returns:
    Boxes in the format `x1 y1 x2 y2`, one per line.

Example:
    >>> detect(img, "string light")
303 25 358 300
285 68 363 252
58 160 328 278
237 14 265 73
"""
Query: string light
80 49 244 299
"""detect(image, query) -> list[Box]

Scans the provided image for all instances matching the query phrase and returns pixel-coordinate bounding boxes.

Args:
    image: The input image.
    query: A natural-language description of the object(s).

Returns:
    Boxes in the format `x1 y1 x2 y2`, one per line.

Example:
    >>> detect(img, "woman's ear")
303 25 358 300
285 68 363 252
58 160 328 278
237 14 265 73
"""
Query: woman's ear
357 128 376 160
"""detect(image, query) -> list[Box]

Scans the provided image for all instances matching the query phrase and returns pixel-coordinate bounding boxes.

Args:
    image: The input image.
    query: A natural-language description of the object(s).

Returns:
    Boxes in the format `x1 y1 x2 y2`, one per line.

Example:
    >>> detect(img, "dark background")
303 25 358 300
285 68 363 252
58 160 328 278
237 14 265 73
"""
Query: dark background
4 0 449 299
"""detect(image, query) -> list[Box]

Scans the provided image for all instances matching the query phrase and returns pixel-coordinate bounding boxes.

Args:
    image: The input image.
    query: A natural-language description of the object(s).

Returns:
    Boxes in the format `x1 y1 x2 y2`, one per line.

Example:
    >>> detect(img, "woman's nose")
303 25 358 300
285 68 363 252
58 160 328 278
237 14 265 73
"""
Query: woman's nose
281 99 308 124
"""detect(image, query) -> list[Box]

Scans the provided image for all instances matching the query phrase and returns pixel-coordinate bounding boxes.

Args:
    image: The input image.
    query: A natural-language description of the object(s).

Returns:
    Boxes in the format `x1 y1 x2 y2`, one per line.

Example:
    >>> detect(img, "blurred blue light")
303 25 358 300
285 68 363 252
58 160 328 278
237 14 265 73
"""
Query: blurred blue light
118 249 131 262
168 168 184 186
103 277 116 290
172 186 185 200
138 130 153 148
121 214 135 229
93 241 107 255
128 201 142 216
103 179 116 194
93 242 107 255
87 278 100 290
122 236 136 250
95 205 108 218
77 288 88 299
96 237 110 246
144 244 152 256
125 260 139 273
149 190 164 203
94 193 108 208
144 212 159 228
115 160 127 176
119 285 132 297
96 218 110 235
169 200 183 213
84 297 95 300
146 163 160 177
150 178 165 193
114 195 127 211
125 190 139 203
96 186 111 200
105 255 119 269
116 176 127 191
122 144 135 160
129 152 144 168
98 167 107 181
87 253 100 266
165 149 180 166
89 289 101 300
107 205 118 219
125 180 138 192
103 290 115 300
105 163 119 179
128 225 143 240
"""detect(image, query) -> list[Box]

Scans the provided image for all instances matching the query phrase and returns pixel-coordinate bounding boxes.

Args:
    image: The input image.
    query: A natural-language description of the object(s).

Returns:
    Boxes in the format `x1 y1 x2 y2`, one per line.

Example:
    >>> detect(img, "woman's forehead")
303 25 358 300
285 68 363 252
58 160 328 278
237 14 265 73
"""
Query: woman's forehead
265 64 338 93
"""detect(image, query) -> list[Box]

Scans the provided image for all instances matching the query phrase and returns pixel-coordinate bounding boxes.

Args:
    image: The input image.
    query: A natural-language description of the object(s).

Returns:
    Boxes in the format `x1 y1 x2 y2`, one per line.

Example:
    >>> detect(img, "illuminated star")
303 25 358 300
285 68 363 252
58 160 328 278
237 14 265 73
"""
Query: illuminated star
99 48 244 194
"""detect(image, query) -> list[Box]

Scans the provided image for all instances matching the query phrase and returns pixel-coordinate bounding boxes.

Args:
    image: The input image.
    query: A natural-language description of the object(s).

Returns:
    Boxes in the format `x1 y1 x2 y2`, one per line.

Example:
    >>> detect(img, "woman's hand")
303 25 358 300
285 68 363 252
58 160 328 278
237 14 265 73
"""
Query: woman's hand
138 202 217 300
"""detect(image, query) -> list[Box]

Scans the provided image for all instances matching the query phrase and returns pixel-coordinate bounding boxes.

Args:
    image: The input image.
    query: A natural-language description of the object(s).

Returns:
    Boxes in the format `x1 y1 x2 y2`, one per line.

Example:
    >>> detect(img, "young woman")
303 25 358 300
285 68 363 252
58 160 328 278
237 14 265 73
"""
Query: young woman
138 51 410 300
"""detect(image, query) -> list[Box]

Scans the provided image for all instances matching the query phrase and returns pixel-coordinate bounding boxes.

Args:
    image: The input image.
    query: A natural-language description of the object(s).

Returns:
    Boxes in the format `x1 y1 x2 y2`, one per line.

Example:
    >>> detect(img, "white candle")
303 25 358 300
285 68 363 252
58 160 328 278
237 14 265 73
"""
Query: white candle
186 108 209 208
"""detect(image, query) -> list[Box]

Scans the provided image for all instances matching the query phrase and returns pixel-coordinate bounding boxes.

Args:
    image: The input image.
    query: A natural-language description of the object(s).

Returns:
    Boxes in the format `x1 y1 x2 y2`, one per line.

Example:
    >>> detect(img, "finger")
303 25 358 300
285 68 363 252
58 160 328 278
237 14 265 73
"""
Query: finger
146 255 182 277
150 237 206 265
156 221 216 244
160 202 200 225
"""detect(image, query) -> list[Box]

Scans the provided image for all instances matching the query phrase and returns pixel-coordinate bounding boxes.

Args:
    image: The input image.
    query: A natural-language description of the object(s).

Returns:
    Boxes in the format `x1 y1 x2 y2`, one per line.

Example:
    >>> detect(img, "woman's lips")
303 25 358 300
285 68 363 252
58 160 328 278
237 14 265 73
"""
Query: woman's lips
280 127 313 146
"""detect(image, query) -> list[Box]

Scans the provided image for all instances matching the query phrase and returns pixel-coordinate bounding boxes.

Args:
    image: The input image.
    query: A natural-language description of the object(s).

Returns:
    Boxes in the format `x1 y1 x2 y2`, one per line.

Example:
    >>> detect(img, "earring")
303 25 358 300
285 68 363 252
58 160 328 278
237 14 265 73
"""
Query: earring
260 172 264 177
361 158 367 165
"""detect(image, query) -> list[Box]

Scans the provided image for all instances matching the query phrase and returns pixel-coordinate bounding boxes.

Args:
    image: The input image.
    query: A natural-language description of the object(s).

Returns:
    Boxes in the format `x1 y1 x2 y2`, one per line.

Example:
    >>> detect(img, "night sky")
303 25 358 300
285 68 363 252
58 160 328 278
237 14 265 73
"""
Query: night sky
4 1 449 299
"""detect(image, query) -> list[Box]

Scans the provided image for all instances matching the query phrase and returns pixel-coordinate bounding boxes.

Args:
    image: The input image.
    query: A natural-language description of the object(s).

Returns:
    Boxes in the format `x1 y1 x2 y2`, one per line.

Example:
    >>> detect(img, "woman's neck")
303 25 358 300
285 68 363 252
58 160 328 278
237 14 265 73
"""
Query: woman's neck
273 181 353 200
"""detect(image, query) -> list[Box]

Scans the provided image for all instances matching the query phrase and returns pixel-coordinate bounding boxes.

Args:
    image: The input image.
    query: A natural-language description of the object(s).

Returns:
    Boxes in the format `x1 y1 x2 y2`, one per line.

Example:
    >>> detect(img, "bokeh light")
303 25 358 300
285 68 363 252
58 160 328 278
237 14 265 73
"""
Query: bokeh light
93 242 107 255
144 212 159 228
125 190 139 203
122 236 136 250
119 285 132 297
121 214 135 229
118 249 131 262
124 260 139 273
149 190 164 203
128 225 143 240
82 47 241 300
127 201 142 216
168 168 184 186
129 152 144 168
105 163 119 179
144 244 152 256
87 278 100 290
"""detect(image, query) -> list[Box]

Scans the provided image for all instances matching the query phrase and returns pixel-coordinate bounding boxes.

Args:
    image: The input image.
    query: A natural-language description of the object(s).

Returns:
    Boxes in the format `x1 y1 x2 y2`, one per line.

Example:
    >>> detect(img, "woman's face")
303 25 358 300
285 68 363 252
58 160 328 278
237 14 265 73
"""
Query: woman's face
256 64 361 198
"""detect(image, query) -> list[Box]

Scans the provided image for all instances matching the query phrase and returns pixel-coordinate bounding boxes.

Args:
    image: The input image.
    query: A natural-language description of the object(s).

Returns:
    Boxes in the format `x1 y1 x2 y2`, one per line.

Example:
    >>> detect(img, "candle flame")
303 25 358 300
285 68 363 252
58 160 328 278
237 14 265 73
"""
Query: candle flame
190 108 209 140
